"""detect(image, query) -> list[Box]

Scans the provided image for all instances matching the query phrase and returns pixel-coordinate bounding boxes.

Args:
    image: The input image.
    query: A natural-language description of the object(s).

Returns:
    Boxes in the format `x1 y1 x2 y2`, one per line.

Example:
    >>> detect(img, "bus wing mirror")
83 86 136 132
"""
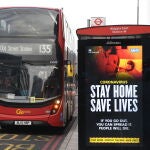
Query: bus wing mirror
64 60 73 77
67 64 73 77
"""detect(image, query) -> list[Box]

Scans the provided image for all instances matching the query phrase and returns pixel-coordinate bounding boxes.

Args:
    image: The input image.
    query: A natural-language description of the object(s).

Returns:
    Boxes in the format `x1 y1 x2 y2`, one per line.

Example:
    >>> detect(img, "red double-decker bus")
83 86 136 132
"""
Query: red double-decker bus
0 7 76 128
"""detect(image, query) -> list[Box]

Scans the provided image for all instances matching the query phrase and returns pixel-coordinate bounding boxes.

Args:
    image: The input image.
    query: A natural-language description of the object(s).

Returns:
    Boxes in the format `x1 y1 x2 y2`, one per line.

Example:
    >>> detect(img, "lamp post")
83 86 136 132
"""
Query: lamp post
137 0 139 24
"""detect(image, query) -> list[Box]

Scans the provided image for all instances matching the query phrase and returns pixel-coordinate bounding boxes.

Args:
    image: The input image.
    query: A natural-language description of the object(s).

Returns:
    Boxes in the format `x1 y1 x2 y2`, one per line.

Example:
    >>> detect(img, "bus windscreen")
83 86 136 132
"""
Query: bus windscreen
0 41 62 103
0 8 58 37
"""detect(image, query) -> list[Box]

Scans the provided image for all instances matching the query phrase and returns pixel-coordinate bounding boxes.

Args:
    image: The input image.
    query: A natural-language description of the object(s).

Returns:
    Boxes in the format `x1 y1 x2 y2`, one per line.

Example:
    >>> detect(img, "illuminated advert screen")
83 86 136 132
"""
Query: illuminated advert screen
78 38 148 150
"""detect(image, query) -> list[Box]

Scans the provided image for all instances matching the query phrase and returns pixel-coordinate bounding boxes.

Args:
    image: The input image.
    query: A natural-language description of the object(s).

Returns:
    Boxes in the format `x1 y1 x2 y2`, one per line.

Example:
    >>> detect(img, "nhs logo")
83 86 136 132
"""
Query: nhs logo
130 48 139 53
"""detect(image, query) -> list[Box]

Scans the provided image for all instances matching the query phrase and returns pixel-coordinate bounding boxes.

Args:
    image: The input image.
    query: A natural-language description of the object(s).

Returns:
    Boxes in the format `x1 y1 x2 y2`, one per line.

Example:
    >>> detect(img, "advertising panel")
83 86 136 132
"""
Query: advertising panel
78 38 145 150
85 45 143 145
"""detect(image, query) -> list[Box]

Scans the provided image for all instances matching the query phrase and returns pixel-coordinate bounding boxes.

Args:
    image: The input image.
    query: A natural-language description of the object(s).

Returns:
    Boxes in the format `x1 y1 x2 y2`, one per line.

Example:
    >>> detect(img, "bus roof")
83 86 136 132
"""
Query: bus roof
0 6 61 11
76 25 150 37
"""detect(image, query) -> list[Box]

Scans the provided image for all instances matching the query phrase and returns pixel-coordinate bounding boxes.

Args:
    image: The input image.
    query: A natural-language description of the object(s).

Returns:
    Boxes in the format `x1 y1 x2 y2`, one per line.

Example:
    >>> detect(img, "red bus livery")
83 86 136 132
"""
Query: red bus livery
0 7 76 128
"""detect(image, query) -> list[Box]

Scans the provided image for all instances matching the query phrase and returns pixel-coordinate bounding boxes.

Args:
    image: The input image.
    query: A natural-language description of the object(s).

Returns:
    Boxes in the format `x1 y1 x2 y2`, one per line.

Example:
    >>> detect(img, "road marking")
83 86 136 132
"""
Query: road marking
50 136 64 150
0 134 18 140
9 144 35 150
18 135 31 141
0 143 14 150
0 143 35 150
41 135 57 150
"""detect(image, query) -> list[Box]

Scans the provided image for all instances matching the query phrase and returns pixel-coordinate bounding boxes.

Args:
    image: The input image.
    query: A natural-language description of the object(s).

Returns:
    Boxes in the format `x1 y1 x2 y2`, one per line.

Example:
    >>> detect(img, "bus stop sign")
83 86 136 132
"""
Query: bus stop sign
90 17 105 26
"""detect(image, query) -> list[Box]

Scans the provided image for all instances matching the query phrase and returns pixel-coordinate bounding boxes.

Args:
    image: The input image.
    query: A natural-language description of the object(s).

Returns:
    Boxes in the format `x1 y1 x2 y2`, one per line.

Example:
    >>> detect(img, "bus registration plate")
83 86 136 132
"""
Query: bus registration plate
14 121 32 125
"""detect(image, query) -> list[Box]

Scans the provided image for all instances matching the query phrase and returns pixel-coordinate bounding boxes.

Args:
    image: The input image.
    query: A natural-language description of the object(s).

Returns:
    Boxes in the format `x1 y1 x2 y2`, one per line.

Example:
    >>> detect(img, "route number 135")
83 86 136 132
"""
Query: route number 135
39 44 52 54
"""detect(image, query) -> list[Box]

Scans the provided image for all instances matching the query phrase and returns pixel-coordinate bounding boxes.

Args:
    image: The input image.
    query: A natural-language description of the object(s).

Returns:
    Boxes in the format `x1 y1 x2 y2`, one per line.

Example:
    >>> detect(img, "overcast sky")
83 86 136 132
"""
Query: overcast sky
1 0 150 47
1 0 150 29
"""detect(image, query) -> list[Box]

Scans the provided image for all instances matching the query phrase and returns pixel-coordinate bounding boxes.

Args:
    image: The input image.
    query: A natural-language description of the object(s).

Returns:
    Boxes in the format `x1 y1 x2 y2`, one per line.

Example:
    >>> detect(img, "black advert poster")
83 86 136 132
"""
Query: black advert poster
84 45 143 146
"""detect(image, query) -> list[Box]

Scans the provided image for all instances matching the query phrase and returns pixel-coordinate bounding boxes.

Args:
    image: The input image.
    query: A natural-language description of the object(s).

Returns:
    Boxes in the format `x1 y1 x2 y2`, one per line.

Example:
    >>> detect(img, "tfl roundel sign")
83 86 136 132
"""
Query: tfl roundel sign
90 17 106 27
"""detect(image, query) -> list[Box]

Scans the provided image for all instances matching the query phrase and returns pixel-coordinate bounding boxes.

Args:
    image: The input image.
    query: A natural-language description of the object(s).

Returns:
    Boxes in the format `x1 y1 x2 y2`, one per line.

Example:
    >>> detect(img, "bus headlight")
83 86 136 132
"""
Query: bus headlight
50 99 61 115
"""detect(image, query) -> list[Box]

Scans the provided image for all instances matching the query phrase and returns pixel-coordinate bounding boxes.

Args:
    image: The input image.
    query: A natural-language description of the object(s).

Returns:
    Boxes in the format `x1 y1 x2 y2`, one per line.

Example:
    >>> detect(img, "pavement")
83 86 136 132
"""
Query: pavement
59 95 78 150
